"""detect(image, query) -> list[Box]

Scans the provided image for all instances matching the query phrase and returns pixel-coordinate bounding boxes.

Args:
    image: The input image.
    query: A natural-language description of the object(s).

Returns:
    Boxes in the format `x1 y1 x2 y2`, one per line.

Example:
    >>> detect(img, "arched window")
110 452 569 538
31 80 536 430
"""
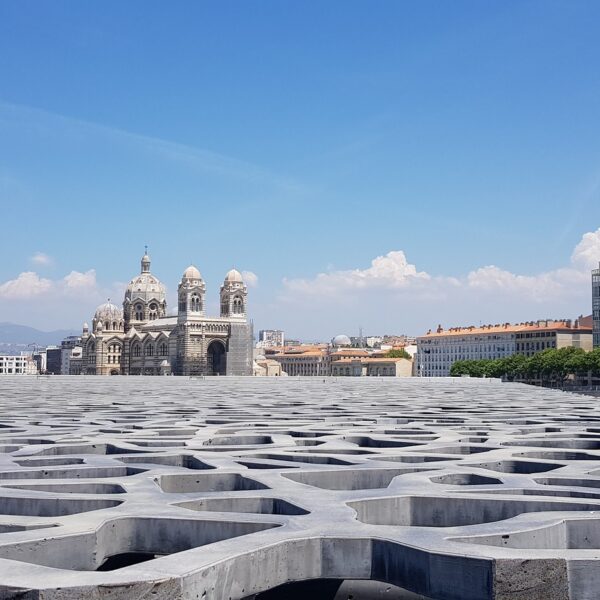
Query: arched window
105 321 110 330
135 304 144 320
149 303 158 320
133 344 141 357
144 344 154 357
112 322 117 330
159 343 168 356
178 295 186 312
190 294 201 312
233 296 244 314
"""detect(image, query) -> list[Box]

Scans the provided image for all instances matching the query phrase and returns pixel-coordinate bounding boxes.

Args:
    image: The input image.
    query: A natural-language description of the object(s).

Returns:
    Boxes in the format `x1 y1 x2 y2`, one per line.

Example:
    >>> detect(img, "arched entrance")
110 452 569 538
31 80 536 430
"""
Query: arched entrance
207 340 226 376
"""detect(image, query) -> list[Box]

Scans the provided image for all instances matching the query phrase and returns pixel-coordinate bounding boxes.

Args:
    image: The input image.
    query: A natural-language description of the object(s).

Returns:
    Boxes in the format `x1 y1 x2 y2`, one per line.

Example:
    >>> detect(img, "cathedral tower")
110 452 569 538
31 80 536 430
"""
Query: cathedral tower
220 269 247 318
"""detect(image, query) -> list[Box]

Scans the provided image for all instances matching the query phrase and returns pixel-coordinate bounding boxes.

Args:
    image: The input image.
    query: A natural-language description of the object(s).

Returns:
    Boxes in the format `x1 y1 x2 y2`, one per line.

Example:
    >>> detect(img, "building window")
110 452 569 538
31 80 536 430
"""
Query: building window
190 294 201 312
133 345 141 357
159 343 168 356
145 344 154 357
149 303 158 320
135 304 144 320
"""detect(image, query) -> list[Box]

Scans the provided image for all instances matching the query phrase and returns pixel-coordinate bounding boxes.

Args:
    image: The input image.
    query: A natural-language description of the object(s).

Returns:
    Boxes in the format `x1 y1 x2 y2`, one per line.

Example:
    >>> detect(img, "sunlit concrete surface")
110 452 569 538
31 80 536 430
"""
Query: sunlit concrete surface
0 376 597 599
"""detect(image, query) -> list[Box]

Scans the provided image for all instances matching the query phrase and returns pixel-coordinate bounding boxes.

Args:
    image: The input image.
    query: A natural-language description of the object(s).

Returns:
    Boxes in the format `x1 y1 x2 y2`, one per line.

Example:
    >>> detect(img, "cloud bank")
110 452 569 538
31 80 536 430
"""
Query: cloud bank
1 228 598 336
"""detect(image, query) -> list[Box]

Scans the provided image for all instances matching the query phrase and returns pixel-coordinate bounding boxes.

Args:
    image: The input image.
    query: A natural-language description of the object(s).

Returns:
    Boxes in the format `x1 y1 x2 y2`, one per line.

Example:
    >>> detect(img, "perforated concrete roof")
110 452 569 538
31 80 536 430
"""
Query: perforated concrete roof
0 376 598 599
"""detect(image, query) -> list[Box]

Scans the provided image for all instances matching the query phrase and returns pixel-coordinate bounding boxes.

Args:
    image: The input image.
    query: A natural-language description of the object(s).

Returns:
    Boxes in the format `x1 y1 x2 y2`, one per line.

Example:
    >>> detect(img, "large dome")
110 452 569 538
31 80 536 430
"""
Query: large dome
124 252 167 303
331 334 352 347
182 265 202 280
94 301 123 322
224 268 243 283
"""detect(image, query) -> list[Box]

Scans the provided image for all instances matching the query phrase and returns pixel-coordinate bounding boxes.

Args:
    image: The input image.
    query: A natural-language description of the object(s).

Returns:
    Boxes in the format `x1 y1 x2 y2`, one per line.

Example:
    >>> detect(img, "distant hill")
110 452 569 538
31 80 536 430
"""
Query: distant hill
0 323 79 354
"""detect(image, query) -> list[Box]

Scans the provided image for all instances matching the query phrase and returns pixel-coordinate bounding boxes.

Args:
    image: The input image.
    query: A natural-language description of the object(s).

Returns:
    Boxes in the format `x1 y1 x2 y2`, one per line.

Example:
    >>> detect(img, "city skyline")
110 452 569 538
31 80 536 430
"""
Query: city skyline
1 2 600 338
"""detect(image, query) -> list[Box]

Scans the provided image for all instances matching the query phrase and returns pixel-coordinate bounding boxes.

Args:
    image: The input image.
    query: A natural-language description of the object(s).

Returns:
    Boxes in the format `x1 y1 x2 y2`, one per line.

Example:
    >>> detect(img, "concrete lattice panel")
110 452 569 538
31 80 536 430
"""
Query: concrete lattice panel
0 377 597 599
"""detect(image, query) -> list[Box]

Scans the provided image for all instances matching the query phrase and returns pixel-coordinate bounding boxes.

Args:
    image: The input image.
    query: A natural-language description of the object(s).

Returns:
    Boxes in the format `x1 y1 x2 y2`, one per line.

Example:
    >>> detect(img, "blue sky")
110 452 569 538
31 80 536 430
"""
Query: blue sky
1 1 600 339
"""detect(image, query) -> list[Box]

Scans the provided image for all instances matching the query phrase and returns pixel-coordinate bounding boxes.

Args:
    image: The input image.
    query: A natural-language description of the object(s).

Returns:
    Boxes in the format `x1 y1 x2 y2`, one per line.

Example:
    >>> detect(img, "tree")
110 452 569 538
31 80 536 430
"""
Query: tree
386 348 411 359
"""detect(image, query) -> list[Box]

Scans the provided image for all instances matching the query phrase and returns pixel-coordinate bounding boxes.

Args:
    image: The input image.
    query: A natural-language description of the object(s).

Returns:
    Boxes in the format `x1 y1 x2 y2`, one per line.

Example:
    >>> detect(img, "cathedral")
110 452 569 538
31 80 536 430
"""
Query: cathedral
81 251 253 376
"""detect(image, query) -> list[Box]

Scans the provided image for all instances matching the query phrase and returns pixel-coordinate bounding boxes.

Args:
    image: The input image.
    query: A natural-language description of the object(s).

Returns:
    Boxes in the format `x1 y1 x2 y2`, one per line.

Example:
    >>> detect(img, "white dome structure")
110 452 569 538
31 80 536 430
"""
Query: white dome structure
123 250 167 328
94 301 123 322
332 334 352 347
93 301 124 334
182 265 202 281
224 268 243 283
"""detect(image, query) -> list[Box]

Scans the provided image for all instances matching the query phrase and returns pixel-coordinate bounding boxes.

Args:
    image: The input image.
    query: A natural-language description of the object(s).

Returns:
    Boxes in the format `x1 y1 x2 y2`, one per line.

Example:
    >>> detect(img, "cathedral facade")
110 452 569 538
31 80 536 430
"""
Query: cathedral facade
81 252 253 376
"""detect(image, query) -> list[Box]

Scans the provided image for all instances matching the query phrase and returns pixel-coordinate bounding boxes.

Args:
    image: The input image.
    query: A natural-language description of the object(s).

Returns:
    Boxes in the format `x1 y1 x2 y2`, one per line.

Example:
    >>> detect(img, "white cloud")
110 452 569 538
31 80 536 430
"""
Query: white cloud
242 271 259 287
0 269 119 329
63 269 97 292
275 227 600 336
572 228 600 269
0 272 53 299
30 252 53 266
283 250 430 296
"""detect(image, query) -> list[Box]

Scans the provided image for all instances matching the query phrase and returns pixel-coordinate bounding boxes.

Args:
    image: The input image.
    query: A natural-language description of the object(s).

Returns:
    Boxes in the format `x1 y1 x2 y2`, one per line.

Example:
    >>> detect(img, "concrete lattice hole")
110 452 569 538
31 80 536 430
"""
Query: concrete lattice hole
474 460 564 474
453 518 600 550
370 455 454 464
176 497 309 515
536 477 600 489
158 472 269 493
236 460 300 470
0 466 146 480
249 453 354 466
0 517 280 571
294 439 326 447
33 443 152 456
348 495 600 527
0 496 122 517
514 450 600 461
202 435 274 446
243 579 431 600
417 446 497 455
430 473 502 485
14 458 85 467
119 454 215 470
283 468 429 491
1 483 126 494
343 436 423 449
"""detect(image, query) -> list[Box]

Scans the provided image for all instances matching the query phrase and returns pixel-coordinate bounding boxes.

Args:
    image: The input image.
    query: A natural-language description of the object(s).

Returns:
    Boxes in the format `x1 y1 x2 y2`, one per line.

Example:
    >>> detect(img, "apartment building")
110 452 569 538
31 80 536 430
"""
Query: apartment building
417 319 592 377
0 355 38 375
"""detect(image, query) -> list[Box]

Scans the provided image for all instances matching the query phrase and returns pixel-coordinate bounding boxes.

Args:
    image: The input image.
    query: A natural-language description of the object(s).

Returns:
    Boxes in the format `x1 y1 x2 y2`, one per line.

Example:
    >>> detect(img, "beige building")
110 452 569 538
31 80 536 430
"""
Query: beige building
331 357 412 377
268 341 414 377
514 319 593 356
268 348 330 376
417 318 593 376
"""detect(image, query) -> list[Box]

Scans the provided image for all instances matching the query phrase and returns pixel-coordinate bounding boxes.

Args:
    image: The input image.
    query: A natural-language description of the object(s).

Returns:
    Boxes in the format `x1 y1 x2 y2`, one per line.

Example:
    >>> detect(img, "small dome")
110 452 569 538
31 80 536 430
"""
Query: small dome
183 265 202 280
225 268 243 283
332 334 352 347
94 301 123 322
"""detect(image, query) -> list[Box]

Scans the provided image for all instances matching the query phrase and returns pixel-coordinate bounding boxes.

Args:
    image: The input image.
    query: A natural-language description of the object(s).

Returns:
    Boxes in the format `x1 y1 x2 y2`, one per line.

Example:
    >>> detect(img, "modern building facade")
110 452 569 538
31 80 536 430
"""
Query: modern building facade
417 319 593 376
60 336 82 375
594 262 600 348
256 330 285 349
80 252 253 376
0 354 37 375
45 347 62 375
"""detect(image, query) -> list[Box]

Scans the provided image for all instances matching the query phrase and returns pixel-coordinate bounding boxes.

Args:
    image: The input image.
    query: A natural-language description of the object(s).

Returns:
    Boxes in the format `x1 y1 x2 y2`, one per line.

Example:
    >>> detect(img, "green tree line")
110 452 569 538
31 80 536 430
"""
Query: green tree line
449 347 600 385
